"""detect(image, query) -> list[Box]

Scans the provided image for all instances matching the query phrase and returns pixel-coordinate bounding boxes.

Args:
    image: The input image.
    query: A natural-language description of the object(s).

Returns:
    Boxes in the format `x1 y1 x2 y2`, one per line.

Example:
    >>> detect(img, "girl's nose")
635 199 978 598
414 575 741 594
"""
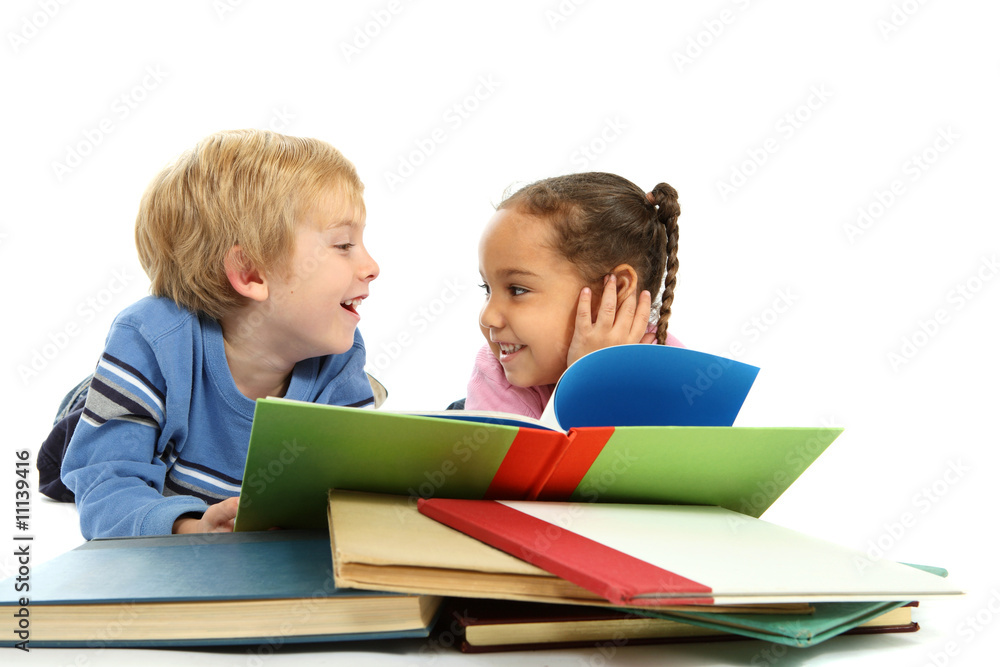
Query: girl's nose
479 297 502 329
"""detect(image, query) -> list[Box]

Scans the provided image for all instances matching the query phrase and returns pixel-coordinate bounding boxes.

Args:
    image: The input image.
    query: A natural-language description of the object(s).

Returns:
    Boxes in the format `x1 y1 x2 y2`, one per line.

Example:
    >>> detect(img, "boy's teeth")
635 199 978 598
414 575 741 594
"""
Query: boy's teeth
341 298 362 307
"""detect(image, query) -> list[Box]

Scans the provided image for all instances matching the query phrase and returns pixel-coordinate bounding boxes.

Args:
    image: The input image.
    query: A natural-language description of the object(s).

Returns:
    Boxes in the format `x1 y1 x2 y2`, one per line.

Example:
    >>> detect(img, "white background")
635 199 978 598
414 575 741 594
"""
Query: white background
2 1 998 665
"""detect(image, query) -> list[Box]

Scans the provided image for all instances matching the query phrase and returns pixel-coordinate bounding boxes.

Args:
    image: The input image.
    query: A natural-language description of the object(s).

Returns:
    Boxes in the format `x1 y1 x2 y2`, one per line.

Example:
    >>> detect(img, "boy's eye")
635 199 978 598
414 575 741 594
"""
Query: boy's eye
508 286 528 296
334 243 354 251
479 283 490 296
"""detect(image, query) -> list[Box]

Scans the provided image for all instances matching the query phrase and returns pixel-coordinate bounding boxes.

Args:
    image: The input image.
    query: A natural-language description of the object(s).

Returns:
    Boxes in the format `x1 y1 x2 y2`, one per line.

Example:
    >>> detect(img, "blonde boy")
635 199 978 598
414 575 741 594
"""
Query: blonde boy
59 130 379 539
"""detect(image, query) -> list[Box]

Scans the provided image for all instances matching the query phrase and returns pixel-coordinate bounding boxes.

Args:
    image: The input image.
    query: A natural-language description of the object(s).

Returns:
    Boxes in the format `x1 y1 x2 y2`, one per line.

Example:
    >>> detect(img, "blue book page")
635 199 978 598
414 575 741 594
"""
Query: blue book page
551 345 759 429
409 410 558 431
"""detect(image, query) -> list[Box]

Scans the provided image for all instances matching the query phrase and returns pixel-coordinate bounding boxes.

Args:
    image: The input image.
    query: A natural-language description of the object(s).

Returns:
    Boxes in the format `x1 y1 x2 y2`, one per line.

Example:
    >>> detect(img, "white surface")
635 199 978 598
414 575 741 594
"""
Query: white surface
2 1 998 664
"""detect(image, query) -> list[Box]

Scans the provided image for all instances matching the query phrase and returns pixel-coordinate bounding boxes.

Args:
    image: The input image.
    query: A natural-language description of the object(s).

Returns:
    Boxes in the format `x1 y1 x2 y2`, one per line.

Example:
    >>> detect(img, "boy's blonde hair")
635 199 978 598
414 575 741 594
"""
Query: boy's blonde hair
135 129 364 320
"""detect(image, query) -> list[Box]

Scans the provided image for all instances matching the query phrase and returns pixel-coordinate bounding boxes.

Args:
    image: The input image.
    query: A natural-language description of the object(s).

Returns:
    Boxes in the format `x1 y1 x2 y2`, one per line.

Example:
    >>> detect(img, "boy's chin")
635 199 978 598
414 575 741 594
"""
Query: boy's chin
317 332 358 358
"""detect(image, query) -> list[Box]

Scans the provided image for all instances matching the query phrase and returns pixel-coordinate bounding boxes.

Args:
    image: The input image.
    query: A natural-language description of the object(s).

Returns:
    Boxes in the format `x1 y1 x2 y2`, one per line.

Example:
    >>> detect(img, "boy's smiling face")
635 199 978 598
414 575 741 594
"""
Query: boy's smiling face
264 187 379 360
478 208 589 388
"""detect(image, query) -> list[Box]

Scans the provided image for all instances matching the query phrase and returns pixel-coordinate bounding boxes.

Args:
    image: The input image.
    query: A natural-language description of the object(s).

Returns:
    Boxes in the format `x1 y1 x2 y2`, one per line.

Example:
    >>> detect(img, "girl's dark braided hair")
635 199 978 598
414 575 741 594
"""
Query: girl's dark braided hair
499 173 679 343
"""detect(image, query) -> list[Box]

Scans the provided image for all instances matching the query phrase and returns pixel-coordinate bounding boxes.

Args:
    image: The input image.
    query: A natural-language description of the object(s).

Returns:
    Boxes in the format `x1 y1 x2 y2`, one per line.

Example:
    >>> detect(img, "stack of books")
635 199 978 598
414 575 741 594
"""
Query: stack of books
1 345 962 651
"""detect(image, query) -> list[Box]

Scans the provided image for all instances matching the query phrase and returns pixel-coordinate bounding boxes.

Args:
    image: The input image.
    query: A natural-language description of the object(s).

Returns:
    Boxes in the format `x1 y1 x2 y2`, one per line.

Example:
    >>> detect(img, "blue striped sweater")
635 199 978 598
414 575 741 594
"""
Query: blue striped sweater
61 296 374 538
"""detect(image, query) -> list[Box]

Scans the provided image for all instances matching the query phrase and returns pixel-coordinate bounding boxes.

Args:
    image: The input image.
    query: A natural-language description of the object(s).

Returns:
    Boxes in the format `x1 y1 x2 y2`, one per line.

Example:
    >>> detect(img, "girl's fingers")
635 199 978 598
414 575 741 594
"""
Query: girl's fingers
630 290 652 339
596 274 618 326
614 278 638 331
575 287 594 331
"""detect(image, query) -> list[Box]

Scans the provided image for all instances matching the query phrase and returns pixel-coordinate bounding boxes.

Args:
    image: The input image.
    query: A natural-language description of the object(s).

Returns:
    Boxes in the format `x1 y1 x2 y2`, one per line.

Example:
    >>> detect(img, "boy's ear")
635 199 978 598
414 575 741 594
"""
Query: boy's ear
610 264 639 307
224 245 268 302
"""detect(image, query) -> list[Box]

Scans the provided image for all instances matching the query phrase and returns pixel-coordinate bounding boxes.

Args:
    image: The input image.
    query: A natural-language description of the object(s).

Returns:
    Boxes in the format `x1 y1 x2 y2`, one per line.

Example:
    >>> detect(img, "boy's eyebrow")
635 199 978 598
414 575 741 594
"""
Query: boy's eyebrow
326 218 364 230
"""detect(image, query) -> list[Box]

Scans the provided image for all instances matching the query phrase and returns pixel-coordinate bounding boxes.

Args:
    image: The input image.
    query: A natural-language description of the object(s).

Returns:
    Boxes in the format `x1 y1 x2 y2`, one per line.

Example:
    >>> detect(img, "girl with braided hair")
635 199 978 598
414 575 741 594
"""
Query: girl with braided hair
467 172 682 419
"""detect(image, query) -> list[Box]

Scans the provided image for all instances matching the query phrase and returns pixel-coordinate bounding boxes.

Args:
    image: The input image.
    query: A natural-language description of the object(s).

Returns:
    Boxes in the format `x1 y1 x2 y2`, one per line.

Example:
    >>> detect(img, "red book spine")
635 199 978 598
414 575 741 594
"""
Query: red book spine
418 498 714 606
483 428 569 500
534 427 615 501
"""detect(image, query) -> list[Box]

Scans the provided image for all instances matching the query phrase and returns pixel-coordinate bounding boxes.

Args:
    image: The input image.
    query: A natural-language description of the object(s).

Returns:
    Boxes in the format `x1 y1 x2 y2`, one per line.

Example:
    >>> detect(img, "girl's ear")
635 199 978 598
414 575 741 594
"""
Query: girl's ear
610 263 639 308
224 245 269 302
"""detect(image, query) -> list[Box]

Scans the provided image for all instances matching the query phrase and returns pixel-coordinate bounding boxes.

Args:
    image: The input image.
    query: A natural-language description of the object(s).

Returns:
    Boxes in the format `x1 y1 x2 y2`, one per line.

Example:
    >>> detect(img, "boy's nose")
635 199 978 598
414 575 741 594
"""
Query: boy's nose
359 247 379 282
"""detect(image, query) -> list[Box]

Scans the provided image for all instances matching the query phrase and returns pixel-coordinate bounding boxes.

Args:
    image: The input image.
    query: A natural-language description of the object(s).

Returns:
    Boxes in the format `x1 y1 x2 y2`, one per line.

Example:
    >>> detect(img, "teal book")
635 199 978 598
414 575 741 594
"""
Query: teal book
448 599 920 653
235 345 841 532
625 566 948 647
0 531 441 648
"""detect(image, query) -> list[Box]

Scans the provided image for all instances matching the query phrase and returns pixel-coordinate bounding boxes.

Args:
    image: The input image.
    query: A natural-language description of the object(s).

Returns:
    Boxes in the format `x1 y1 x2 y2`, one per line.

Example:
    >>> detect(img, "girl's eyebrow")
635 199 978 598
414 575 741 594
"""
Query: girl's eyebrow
497 268 540 280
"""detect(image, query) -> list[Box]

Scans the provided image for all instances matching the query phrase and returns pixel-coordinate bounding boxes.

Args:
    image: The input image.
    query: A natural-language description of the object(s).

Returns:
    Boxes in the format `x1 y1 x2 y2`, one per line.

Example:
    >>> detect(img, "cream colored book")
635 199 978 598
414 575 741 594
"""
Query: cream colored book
327 489 808 615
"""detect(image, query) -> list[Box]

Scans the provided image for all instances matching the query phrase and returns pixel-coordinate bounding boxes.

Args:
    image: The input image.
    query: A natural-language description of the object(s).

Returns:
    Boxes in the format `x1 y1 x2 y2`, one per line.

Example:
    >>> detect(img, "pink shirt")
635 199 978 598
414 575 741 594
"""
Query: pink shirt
465 327 684 420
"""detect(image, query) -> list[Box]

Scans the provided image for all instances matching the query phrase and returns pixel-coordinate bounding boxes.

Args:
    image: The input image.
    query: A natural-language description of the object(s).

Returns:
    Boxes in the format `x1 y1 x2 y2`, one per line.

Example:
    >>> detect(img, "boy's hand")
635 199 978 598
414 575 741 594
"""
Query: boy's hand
172 496 239 534
566 275 655 369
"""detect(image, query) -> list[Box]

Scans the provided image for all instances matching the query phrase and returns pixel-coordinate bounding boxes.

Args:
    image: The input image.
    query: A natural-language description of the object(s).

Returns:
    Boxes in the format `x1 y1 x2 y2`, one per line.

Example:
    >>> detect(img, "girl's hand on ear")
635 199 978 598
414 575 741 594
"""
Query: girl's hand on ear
566 275 654 368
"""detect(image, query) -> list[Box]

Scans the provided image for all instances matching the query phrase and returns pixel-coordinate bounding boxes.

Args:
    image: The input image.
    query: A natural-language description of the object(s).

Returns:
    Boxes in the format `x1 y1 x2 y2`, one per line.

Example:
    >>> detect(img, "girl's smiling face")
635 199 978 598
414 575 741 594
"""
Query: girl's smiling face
478 208 590 388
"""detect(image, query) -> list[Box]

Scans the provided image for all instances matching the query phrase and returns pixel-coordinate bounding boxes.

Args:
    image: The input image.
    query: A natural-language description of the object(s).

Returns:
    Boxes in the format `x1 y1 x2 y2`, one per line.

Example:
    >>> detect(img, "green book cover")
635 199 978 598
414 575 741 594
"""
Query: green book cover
235 400 548 531
234 398 841 531
568 426 842 515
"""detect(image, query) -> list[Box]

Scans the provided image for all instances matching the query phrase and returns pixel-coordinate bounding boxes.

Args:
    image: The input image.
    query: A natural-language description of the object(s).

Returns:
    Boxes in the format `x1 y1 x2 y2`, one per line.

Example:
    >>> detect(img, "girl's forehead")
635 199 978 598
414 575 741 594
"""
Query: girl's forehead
480 211 554 260
479 209 585 283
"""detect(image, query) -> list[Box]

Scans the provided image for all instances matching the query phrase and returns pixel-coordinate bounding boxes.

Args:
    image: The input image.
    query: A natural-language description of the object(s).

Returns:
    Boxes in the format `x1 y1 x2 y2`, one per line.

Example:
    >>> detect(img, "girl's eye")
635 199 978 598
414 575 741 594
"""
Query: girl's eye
509 286 528 296
334 243 354 251
479 283 490 296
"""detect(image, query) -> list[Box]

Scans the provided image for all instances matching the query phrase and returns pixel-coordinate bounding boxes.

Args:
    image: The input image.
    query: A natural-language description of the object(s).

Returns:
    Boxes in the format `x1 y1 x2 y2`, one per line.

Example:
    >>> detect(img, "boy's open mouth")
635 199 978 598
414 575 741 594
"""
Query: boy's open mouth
341 297 363 314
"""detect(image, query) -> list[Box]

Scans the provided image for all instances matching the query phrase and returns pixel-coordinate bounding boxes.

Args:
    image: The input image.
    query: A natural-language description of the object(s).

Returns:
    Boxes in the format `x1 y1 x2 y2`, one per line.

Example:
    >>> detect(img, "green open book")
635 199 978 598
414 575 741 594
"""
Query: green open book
234 346 841 531
235 400 840 531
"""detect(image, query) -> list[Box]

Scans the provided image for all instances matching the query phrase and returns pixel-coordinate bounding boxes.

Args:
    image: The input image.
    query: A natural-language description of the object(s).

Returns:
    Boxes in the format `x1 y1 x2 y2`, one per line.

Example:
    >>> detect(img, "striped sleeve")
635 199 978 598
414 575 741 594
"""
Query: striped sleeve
62 317 208 539
165 457 243 502
81 352 166 429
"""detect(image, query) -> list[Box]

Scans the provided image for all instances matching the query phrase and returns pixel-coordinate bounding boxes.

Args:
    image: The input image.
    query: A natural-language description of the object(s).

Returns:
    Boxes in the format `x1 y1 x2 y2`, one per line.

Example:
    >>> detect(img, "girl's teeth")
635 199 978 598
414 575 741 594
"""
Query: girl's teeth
499 343 524 354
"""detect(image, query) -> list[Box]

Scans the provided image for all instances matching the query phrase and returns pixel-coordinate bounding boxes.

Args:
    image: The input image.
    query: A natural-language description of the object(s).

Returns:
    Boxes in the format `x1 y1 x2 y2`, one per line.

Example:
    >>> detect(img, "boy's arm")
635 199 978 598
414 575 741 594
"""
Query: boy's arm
62 416 209 538
61 319 209 539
